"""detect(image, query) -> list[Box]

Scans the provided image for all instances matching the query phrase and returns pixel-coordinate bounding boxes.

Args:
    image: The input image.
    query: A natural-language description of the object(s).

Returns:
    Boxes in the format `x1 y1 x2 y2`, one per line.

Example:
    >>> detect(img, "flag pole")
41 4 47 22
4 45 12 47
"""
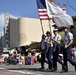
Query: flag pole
45 0 54 37
40 20 44 34
36 0 44 34
46 0 56 37
48 16 54 37
48 18 52 33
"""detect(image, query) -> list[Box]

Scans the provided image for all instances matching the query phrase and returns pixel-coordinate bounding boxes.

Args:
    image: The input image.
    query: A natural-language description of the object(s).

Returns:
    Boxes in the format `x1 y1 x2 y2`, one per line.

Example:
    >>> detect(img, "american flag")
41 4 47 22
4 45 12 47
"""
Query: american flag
36 0 66 20
36 0 53 20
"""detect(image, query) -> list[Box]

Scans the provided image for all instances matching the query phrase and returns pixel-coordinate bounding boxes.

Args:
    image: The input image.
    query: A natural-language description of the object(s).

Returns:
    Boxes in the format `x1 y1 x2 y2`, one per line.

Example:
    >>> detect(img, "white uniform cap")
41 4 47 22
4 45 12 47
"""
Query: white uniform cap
53 29 58 32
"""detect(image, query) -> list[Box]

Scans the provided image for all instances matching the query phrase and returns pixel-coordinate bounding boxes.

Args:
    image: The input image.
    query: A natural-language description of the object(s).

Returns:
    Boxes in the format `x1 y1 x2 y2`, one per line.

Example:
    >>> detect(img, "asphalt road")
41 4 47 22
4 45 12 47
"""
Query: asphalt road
0 62 76 75
0 69 25 75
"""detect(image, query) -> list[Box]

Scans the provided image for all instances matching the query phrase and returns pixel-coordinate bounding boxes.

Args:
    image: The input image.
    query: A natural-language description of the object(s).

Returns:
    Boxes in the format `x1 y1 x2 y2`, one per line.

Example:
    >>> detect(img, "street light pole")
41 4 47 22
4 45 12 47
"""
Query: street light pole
63 2 76 11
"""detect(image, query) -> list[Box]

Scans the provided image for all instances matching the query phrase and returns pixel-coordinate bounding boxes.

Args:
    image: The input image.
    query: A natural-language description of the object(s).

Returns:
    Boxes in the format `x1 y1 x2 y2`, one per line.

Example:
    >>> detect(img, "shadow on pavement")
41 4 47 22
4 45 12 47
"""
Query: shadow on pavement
7 67 75 73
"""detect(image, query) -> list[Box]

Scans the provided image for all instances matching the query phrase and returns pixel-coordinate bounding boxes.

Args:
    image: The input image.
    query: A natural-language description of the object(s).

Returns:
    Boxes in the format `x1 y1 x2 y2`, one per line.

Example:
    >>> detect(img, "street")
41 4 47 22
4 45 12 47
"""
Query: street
0 62 76 75
0 70 25 75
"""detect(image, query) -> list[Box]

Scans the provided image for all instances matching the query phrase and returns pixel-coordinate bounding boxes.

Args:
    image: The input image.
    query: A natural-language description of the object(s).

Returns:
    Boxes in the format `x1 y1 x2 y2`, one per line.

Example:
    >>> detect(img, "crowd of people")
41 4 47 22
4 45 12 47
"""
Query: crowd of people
0 49 41 66
40 27 76 72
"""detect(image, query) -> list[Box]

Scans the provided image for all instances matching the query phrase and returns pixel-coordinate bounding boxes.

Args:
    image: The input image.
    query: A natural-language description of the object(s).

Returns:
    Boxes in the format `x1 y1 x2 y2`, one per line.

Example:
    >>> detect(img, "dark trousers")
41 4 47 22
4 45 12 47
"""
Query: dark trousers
63 46 76 70
47 47 53 69
53 45 63 70
41 50 48 68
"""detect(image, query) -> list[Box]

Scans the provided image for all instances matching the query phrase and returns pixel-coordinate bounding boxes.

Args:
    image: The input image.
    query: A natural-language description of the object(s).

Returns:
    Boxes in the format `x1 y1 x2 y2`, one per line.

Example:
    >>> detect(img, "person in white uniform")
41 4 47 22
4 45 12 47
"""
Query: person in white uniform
61 27 76 72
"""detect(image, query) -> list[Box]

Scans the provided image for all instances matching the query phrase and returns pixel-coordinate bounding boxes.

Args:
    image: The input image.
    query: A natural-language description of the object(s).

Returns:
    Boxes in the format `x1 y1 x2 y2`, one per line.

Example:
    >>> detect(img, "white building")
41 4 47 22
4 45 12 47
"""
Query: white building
9 17 54 48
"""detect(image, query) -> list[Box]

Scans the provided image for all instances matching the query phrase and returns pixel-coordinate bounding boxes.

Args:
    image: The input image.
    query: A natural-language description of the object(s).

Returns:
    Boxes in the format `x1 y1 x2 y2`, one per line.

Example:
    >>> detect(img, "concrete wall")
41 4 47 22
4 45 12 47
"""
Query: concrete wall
9 17 54 48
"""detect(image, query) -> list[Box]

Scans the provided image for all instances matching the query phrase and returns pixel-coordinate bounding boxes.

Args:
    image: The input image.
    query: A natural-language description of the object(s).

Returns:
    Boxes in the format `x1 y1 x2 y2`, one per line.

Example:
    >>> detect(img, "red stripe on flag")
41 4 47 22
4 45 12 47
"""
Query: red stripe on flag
40 18 53 20
38 11 47 13
39 14 48 16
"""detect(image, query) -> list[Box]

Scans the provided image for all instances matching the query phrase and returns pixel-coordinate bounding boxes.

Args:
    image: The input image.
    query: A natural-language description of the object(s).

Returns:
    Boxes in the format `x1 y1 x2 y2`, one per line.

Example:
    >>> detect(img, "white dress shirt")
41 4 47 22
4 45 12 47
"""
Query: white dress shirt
64 32 73 45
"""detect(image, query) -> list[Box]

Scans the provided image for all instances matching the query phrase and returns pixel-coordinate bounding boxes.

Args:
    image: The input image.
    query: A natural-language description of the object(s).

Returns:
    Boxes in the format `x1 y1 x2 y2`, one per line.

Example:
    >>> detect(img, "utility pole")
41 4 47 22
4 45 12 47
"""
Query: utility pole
63 2 76 11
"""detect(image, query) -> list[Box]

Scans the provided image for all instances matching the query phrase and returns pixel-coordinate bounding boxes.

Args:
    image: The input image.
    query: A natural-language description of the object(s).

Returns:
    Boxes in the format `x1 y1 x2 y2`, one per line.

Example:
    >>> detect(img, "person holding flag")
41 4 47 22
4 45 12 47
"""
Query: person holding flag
40 34 48 70
45 31 53 71
51 29 64 72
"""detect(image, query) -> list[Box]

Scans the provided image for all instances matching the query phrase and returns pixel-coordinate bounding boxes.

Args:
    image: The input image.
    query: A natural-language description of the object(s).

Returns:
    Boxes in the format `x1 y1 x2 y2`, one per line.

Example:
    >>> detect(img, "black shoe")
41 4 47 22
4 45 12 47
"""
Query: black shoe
46 68 52 71
39 68 45 70
51 68 57 72
61 70 68 73
47 68 51 70
75 66 76 71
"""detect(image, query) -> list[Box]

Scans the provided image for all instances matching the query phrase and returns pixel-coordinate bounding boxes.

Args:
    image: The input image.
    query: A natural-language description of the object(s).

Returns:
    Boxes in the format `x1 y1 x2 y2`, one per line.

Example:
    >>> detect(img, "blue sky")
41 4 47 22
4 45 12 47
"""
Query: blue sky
0 0 76 31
